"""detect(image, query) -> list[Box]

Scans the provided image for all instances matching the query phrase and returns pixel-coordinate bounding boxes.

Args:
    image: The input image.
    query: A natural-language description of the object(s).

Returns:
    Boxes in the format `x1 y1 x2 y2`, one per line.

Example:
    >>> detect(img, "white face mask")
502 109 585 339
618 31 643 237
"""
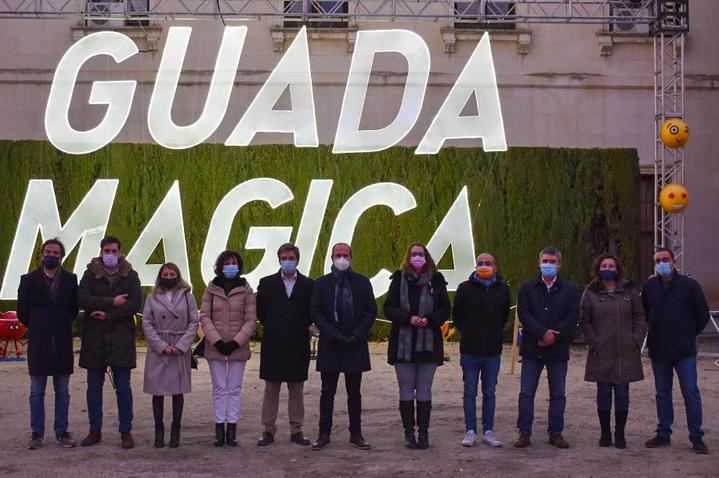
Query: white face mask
333 257 351 271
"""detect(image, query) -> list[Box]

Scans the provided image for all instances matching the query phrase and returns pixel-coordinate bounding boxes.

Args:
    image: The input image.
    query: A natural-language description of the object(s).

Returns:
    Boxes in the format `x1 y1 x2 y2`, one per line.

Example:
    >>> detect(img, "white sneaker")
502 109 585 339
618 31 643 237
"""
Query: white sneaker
461 430 477 447
482 430 503 447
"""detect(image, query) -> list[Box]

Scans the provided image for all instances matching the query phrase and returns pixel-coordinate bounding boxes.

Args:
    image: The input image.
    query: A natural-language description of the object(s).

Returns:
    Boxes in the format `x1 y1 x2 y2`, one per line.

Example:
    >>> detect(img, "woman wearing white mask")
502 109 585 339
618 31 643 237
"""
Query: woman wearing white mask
199 250 257 447
383 243 451 450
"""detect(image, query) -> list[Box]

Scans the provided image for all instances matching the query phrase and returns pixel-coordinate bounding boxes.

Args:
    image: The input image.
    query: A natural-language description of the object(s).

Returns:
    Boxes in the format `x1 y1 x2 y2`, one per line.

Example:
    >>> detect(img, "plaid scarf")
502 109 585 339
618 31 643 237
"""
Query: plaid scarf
397 270 434 362
332 266 354 323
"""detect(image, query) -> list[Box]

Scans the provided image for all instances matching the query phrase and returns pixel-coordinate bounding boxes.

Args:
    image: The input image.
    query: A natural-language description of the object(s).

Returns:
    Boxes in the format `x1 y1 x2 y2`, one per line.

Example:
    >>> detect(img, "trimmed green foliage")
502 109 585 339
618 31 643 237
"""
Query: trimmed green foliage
0 141 639 340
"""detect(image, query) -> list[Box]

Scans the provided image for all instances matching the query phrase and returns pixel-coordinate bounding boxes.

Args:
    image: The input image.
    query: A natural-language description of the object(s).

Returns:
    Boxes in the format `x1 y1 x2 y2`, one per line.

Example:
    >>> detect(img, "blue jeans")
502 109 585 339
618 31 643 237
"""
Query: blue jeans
596 383 629 412
651 355 704 441
86 367 133 433
517 357 568 436
460 353 500 433
29 375 70 438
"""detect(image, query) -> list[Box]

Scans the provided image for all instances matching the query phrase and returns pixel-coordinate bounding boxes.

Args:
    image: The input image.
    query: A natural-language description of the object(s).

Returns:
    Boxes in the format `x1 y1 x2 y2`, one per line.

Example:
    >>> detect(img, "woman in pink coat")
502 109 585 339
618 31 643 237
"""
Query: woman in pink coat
200 250 257 447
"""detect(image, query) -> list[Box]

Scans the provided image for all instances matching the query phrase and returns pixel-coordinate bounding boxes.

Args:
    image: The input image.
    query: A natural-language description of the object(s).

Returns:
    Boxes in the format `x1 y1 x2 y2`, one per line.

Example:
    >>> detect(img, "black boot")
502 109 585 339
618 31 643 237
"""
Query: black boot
614 411 628 449
214 423 225 447
169 395 183 448
598 410 612 447
152 396 165 448
226 423 238 447
399 401 417 449
416 401 432 450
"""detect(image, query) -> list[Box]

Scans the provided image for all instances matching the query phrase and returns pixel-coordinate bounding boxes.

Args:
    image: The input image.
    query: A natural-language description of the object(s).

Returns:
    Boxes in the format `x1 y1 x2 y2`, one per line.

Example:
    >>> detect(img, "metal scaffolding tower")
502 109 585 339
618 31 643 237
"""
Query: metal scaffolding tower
0 1 690 266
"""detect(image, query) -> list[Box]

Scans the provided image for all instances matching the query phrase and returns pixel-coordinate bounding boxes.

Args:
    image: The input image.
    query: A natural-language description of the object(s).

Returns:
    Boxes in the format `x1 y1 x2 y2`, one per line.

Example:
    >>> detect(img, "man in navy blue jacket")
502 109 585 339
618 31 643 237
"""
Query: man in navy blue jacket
642 247 710 454
514 247 579 449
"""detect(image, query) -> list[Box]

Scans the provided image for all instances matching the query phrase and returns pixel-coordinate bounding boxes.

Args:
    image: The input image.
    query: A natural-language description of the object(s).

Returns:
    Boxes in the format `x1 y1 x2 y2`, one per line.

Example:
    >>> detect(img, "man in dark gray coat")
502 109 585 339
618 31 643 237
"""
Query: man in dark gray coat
310 243 376 451
77 236 141 449
256 243 314 447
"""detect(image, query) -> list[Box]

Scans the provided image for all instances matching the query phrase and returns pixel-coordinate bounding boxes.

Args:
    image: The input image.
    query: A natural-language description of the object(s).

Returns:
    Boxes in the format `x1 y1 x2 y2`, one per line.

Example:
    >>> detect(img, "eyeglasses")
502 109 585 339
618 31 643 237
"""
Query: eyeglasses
476 261 494 267
654 257 672 264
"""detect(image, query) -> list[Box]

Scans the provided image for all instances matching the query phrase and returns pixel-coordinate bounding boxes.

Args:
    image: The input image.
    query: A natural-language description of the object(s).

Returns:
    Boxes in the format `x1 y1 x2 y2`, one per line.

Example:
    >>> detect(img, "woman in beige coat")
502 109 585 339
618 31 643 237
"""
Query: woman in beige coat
142 263 198 449
579 253 646 450
200 250 257 447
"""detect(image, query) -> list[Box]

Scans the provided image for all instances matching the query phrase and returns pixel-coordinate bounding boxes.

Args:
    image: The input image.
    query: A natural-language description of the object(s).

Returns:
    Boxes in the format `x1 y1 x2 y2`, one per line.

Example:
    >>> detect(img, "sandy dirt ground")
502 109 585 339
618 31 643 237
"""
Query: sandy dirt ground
0 342 717 478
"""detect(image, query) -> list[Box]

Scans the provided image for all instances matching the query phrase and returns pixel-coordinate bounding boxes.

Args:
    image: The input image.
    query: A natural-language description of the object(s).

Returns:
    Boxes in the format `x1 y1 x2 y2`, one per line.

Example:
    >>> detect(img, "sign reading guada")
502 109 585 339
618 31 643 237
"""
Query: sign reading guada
45 26 507 155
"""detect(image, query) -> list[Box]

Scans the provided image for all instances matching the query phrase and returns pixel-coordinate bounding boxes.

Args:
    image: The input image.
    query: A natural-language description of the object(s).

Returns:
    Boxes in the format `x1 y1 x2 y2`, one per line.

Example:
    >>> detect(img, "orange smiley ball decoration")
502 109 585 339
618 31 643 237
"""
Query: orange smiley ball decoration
659 183 689 213
660 118 690 149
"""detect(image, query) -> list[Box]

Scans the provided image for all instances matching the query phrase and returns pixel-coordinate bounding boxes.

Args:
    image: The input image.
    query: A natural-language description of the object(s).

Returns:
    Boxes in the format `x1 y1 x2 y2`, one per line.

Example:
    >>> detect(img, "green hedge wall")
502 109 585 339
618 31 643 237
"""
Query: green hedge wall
0 141 640 340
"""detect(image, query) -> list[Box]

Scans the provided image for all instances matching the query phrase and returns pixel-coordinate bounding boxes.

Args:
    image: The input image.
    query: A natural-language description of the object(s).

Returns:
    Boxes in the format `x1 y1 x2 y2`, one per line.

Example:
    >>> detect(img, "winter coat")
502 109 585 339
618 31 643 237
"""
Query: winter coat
579 279 646 384
311 269 377 373
517 275 580 362
453 274 511 357
17 267 79 376
78 257 142 369
199 278 257 362
642 273 710 362
142 288 199 395
257 271 314 383
384 270 451 365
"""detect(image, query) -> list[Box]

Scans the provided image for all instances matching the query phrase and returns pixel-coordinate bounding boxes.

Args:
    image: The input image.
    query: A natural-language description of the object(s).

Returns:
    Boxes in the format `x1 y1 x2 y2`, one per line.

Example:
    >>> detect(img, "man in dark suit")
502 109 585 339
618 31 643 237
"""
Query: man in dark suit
256 243 314 447
310 243 377 451
17 238 79 450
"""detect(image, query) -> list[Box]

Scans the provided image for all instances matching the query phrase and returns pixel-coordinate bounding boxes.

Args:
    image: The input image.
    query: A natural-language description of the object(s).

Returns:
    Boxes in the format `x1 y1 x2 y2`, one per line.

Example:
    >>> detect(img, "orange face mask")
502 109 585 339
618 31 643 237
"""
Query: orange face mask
476 266 494 280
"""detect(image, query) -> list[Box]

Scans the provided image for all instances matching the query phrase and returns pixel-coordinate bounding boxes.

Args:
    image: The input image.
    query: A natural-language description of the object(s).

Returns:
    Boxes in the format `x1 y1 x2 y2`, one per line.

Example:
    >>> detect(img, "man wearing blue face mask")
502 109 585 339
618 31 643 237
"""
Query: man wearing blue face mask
642 248 710 454
256 243 314 447
514 246 579 449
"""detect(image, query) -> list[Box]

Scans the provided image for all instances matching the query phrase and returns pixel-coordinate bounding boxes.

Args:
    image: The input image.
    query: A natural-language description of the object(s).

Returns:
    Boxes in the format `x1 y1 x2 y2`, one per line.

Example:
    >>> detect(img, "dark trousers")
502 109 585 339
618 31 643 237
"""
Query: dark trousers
319 372 362 435
517 358 567 436
651 356 704 441
596 383 630 412
86 367 133 433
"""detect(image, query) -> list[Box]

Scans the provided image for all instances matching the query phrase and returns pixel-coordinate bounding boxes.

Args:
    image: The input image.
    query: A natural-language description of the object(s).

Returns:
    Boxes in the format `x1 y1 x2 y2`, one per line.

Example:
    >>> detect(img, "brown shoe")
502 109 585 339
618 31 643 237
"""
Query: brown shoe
349 433 371 450
290 432 311 446
26 434 43 450
80 430 101 447
549 433 569 449
257 432 274 447
56 432 77 448
514 432 531 448
121 432 135 449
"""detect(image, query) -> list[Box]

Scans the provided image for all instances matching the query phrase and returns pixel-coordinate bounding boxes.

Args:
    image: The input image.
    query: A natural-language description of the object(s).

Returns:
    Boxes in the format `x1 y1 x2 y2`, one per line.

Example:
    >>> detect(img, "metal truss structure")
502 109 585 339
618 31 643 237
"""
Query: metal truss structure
0 0 690 268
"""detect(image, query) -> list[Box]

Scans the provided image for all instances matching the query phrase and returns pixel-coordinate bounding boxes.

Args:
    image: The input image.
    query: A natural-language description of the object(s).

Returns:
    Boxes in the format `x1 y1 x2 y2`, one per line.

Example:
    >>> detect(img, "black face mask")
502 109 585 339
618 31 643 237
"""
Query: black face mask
43 255 60 270
159 278 179 289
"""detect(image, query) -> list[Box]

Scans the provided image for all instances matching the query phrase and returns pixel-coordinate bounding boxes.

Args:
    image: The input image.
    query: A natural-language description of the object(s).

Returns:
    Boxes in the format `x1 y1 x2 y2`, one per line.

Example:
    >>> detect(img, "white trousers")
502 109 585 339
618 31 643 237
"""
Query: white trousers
208 359 246 424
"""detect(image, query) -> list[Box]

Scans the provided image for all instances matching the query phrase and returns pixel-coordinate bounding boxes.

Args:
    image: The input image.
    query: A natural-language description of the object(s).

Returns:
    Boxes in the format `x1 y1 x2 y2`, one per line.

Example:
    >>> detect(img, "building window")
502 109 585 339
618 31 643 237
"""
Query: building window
85 0 149 27
283 1 349 29
454 1 517 31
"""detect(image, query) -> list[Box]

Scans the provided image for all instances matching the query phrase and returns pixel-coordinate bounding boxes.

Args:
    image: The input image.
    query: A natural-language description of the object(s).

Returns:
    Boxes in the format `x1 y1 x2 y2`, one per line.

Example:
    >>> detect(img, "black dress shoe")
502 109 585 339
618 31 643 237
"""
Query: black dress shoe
257 432 274 447
645 434 671 448
312 433 330 450
691 438 709 455
290 432 311 446
350 434 371 450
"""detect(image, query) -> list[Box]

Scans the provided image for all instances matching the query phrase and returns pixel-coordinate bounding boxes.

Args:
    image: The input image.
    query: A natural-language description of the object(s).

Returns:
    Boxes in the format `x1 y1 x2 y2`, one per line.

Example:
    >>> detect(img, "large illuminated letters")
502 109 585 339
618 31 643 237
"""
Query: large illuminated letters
333 30 430 153
416 32 507 154
426 187 476 286
324 183 417 296
201 178 295 286
0 180 118 299
148 26 247 149
45 32 138 155
126 181 192 286
294 180 333 275
226 27 318 147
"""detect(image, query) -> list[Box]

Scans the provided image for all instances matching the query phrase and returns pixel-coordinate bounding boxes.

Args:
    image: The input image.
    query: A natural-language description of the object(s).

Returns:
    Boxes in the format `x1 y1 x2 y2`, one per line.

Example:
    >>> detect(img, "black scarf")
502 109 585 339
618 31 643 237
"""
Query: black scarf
332 266 354 323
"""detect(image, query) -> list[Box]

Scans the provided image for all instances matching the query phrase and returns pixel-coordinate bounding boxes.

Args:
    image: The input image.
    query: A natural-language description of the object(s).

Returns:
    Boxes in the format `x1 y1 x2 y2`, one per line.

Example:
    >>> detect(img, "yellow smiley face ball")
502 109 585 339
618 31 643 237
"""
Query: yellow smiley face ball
659 183 689 213
660 118 689 149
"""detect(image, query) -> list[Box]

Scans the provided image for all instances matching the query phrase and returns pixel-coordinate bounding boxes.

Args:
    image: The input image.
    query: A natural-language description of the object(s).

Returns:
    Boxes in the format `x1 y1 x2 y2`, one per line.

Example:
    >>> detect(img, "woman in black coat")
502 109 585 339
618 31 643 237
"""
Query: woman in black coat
383 243 451 450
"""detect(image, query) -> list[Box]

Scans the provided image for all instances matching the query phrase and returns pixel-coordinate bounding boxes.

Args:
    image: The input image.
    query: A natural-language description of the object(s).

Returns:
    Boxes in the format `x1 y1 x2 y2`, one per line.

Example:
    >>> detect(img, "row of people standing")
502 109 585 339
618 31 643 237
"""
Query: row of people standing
17 237 710 455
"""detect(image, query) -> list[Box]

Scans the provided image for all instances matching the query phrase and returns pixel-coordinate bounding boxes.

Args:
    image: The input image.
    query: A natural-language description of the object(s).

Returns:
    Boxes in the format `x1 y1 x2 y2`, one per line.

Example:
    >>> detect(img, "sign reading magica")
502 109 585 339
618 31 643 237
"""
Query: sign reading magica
0 26 507 300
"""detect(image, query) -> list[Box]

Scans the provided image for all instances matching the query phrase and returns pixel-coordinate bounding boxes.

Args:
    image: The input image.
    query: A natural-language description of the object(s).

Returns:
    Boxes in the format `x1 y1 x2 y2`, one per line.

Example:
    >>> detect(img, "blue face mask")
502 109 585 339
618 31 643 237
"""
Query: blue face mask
655 262 673 277
598 270 617 281
222 264 240 279
540 263 558 278
280 260 297 275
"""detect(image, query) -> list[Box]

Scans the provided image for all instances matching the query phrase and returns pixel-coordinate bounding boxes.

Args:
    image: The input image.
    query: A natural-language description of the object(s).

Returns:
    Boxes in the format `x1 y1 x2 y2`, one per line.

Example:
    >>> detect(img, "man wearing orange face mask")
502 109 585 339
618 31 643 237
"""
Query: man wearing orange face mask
453 253 511 448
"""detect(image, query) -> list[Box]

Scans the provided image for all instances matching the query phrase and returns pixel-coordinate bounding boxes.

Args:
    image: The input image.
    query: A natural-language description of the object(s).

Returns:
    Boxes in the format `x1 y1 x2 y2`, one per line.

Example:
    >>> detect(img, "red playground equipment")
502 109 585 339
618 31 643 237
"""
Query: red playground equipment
0 311 26 359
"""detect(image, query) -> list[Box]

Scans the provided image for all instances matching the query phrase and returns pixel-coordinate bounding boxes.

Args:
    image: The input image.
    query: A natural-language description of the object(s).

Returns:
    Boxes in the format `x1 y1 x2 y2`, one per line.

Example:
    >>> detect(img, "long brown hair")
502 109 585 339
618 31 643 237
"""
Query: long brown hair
153 262 191 294
591 253 624 281
400 242 437 274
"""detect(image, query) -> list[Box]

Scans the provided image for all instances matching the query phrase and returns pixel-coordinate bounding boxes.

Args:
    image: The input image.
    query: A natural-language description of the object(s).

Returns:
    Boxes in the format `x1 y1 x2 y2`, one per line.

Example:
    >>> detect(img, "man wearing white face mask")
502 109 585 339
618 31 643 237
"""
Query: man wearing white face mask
514 246 579 449
642 248 710 454
310 243 377 451
256 243 314 447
